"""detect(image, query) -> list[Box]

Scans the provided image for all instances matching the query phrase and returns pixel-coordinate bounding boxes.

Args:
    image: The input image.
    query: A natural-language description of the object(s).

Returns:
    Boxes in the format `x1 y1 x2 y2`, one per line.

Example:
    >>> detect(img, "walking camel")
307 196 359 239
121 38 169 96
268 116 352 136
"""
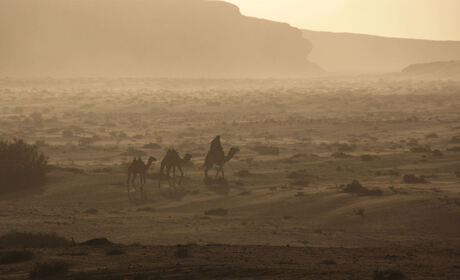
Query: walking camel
158 149 192 191
204 146 240 180
126 156 156 199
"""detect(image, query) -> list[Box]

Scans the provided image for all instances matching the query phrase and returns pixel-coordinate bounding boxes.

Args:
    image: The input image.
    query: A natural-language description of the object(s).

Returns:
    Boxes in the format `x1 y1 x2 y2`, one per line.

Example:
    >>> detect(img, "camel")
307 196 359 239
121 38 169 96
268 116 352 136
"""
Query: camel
158 149 192 191
204 146 240 179
126 156 156 199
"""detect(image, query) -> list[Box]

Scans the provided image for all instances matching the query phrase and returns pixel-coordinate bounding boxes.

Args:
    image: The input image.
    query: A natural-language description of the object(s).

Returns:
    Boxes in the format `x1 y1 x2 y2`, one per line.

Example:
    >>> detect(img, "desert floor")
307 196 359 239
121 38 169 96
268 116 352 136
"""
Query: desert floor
0 77 459 279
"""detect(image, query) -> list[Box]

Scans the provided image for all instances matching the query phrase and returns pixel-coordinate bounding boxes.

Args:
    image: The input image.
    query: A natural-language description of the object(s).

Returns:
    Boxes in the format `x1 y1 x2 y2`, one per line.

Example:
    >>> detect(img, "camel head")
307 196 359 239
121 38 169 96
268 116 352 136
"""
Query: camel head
183 153 192 162
148 156 157 163
226 147 240 161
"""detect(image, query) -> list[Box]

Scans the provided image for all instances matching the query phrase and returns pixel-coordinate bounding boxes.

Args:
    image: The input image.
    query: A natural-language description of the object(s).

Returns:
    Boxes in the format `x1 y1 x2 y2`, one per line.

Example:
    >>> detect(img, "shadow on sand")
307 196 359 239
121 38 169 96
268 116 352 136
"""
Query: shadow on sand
204 177 230 195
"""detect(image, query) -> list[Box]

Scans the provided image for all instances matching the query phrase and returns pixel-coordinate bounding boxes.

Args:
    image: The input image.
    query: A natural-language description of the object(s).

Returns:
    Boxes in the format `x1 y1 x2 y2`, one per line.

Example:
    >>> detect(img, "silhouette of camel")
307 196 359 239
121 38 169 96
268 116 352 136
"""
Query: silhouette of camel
126 156 156 199
158 149 192 191
204 147 239 180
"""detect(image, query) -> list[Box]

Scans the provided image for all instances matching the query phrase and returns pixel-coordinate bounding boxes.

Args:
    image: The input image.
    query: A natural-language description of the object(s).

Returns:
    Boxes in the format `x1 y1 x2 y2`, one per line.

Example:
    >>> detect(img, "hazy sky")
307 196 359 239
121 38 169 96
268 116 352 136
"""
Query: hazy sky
222 0 460 41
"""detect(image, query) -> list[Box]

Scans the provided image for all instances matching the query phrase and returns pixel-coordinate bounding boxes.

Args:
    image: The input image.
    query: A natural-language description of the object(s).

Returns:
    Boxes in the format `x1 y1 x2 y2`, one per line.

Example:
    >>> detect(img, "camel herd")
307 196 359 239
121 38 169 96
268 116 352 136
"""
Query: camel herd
126 139 239 200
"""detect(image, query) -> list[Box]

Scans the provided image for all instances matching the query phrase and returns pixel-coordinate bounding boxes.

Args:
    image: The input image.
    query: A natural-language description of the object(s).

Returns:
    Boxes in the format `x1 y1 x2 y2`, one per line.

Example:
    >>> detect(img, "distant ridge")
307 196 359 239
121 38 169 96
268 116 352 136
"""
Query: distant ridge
0 0 319 78
402 60 460 78
303 29 460 73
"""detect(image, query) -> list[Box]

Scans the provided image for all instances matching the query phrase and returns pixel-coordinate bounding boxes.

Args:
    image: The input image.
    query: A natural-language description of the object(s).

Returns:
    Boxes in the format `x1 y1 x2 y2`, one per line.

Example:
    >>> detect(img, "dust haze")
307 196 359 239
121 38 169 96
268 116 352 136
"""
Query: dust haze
0 1 459 279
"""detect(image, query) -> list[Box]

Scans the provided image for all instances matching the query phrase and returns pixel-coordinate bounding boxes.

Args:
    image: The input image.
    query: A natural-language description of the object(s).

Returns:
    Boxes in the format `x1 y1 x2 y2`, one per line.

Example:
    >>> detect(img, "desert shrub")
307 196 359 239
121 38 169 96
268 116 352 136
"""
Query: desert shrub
375 170 400 177
93 167 112 173
121 147 146 157
250 145 279 155
287 169 309 179
0 250 34 264
341 180 383 196
331 142 356 152
332 152 352 158
425 133 438 139
204 208 228 216
142 142 161 149
78 137 95 146
403 174 427 184
373 269 405 280
410 145 431 153
106 247 125 256
234 169 251 177
62 130 74 138
290 180 310 187
450 136 460 143
136 207 155 212
79 238 113 247
48 165 84 174
0 231 71 248
431 149 443 157
0 139 48 193
84 208 98 214
29 261 70 279
321 259 337 265
447 146 460 152
174 245 190 258
360 154 379 161
354 208 365 217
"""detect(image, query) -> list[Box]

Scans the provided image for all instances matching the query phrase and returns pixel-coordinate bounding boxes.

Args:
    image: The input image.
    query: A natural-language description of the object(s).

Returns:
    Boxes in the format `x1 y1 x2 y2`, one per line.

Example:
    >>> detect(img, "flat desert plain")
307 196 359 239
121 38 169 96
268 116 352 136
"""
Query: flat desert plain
0 78 459 279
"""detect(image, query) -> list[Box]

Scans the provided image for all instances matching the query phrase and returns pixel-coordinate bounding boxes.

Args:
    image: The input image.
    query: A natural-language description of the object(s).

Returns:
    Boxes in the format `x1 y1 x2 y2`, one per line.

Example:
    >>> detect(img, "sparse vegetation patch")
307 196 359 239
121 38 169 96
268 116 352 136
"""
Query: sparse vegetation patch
0 231 71 248
0 139 48 193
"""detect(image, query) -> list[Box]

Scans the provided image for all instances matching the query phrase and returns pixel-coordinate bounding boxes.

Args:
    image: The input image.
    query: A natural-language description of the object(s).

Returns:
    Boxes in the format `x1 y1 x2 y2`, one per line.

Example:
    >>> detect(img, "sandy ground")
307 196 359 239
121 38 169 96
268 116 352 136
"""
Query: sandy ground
0 77 459 278
1 243 460 279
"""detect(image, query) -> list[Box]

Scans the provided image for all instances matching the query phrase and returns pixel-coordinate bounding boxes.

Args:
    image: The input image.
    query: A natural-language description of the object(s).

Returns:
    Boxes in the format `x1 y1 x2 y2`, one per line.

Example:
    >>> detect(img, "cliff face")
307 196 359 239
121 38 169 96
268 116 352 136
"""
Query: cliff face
303 29 460 73
0 0 318 78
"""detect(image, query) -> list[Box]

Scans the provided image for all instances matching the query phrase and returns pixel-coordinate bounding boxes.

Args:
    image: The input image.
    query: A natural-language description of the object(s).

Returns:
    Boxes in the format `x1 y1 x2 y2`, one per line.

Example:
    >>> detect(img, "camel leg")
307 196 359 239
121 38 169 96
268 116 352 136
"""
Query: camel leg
204 166 209 179
172 166 176 191
166 166 172 191
127 174 132 201
177 166 184 188
221 167 225 179
215 167 220 178
140 173 145 200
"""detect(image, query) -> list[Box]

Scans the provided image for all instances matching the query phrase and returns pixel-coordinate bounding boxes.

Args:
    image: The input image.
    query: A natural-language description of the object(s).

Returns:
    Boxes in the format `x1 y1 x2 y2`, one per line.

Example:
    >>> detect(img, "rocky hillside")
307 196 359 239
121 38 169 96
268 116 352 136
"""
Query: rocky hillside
0 0 319 78
303 29 460 73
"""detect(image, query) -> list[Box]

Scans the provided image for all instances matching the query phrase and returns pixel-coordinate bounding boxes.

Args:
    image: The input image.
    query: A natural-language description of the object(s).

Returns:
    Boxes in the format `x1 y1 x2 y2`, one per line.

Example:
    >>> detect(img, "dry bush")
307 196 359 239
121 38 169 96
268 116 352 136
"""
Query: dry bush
332 152 352 158
331 142 357 152
342 180 383 196
121 147 146 157
375 170 400 177
204 208 228 216
0 139 48 193
234 169 251 177
79 238 113 247
174 245 190 258
250 145 279 155
447 146 460 152
142 142 162 149
106 247 125 256
403 174 427 184
373 269 405 280
360 154 379 161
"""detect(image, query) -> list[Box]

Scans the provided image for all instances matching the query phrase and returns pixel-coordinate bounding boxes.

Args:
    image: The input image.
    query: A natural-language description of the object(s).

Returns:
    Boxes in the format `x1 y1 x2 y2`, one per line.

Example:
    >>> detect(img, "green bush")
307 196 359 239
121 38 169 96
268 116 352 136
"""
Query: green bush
0 139 48 193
